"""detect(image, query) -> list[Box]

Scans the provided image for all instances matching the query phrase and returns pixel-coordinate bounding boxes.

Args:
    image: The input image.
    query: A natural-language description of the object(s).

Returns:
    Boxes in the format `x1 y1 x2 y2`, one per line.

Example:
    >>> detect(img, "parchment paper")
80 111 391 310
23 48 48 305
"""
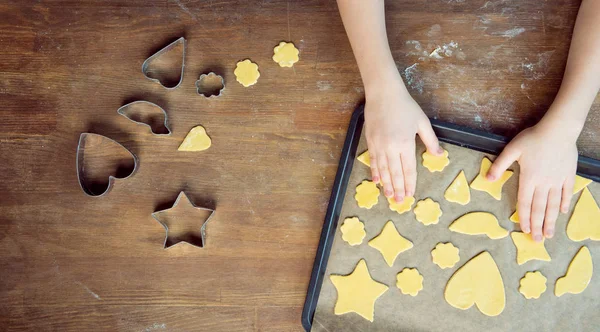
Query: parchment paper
312 131 600 332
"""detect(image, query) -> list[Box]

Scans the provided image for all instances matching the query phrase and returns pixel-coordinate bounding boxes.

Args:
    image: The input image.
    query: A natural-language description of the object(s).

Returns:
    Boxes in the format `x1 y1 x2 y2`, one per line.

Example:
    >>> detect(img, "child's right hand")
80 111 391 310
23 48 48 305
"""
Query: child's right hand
364 77 443 203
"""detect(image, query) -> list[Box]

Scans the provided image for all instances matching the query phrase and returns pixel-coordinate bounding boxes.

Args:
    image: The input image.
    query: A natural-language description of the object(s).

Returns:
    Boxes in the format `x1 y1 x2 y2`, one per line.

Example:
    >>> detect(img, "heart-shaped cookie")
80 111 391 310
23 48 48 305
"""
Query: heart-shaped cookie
444 251 505 316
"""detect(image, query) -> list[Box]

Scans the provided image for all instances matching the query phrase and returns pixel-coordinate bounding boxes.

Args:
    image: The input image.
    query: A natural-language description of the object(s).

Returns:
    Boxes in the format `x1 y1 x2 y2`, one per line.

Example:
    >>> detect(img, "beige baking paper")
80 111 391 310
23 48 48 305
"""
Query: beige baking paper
312 131 600 332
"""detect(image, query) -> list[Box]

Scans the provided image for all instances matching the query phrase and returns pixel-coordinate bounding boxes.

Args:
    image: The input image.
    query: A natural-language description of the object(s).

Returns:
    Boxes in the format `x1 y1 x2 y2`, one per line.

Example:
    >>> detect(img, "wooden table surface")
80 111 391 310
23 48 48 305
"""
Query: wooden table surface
1 0 598 331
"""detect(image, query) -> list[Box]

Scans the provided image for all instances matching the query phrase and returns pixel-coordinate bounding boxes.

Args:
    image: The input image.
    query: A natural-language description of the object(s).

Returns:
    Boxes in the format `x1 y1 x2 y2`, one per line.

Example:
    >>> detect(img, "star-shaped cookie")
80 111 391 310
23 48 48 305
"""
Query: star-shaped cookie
368 221 413 266
152 191 215 249
330 259 389 322
510 232 551 265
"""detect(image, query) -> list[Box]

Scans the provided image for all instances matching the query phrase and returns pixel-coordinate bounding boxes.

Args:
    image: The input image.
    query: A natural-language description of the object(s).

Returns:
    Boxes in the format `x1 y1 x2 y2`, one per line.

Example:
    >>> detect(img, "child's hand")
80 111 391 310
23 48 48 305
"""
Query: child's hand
364 79 442 203
487 121 578 242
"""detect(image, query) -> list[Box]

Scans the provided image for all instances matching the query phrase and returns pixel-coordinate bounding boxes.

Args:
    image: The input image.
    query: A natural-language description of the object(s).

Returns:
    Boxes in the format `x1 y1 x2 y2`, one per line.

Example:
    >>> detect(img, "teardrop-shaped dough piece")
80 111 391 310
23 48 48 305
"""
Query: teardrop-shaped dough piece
449 212 508 239
555 246 593 297
444 170 470 205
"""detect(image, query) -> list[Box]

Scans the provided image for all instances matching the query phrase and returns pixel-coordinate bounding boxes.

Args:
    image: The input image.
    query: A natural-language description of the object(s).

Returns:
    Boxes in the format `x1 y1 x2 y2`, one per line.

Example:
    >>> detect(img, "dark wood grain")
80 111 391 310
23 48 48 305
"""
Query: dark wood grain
0 0 597 331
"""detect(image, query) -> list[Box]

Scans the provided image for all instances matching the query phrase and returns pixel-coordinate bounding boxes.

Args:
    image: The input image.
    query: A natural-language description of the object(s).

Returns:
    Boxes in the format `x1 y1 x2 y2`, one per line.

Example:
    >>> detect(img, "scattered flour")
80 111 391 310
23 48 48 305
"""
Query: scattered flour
316 81 332 91
429 41 460 59
403 63 424 94
405 40 429 57
493 27 526 38
427 24 442 37
513 50 555 80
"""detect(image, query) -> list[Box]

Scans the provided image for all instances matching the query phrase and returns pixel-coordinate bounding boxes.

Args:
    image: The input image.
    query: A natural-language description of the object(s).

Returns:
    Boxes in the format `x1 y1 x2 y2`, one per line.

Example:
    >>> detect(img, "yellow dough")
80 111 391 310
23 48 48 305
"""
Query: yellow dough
177 126 212 151
357 150 370 167
388 196 415 214
272 41 299 67
510 232 551 265
340 217 366 246
470 157 513 200
510 209 519 223
566 187 600 242
555 246 593 297
354 180 380 209
422 149 450 172
330 259 389 322
519 271 547 299
413 198 442 225
573 175 592 195
449 212 508 239
444 170 470 205
396 268 423 296
234 59 260 87
368 221 413 267
445 251 505 317
431 242 460 269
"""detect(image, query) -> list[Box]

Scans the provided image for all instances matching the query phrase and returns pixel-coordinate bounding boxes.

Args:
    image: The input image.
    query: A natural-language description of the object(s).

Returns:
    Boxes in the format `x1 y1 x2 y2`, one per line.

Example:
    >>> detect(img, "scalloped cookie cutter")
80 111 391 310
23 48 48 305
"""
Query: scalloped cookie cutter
141 37 186 89
152 191 215 249
76 133 138 197
117 100 172 135
195 72 225 98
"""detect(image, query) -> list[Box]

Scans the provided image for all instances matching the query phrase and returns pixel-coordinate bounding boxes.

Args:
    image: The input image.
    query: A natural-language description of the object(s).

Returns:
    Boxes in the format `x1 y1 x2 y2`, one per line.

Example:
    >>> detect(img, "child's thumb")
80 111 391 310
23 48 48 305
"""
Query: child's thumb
418 121 442 155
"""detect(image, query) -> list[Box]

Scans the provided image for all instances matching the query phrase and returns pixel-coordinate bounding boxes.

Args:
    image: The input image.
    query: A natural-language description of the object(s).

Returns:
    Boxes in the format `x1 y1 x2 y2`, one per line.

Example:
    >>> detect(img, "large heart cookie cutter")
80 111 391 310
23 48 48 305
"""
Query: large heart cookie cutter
76 133 138 197
141 37 186 89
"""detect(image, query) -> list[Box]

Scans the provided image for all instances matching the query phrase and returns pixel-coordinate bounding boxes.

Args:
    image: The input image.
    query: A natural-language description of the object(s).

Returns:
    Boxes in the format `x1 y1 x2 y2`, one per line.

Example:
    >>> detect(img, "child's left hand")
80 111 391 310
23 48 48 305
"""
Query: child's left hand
486 120 579 242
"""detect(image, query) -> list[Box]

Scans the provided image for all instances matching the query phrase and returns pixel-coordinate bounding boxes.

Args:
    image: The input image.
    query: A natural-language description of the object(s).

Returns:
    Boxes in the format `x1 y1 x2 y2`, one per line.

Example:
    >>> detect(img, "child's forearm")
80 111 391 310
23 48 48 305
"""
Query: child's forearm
542 0 600 136
336 0 407 97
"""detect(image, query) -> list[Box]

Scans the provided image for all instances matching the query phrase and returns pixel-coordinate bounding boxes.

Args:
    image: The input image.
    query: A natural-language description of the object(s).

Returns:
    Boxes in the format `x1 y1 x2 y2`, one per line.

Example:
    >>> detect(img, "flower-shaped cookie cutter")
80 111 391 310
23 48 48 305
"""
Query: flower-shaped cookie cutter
141 37 186 89
117 100 172 135
76 133 138 197
195 72 225 98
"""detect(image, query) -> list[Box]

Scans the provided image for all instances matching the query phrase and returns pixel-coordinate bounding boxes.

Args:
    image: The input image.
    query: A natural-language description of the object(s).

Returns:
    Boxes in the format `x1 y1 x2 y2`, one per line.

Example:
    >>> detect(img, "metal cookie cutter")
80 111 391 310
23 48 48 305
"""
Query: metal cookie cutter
117 100 172 135
141 37 186 89
195 72 225 98
76 133 138 197
152 191 215 249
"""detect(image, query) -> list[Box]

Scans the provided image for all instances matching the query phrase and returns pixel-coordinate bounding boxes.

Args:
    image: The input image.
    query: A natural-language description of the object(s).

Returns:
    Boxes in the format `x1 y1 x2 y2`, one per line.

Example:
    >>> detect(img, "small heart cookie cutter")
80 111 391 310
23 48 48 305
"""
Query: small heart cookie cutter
141 37 186 89
76 133 138 197
117 100 172 135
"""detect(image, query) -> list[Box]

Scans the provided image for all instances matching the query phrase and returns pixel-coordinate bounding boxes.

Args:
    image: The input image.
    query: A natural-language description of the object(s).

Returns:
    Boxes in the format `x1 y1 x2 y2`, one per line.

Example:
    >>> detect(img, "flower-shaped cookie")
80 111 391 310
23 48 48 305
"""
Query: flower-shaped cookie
355 180 380 209
431 242 460 269
422 149 449 172
340 217 366 246
413 198 443 225
396 268 423 296
272 41 299 67
388 196 415 214
519 271 547 299
234 59 260 87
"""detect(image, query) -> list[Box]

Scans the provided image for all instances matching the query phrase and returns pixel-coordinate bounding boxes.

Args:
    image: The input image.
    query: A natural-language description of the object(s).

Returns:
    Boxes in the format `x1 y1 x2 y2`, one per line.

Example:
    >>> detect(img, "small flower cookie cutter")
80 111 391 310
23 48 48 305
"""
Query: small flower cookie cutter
141 37 186 89
152 191 215 249
195 72 225 98
76 133 138 197
117 100 172 135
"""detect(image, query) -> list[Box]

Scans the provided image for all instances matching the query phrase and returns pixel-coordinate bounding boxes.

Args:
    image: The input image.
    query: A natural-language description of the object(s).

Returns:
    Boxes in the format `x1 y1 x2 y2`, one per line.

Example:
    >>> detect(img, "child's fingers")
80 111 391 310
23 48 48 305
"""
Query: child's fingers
560 175 575 213
369 151 380 183
417 120 442 156
487 145 519 181
517 177 534 234
377 155 394 198
543 187 561 238
386 151 405 203
530 185 550 242
401 148 417 197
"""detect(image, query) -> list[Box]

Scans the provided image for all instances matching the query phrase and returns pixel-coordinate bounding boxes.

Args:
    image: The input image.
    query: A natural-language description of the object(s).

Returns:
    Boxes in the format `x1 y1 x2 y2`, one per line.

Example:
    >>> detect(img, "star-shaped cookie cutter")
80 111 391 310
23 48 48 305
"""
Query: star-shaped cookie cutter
151 191 215 249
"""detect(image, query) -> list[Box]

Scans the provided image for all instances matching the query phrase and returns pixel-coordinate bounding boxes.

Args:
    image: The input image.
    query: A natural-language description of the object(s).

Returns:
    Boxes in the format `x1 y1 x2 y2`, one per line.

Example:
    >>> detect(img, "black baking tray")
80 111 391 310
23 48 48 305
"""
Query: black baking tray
301 104 600 331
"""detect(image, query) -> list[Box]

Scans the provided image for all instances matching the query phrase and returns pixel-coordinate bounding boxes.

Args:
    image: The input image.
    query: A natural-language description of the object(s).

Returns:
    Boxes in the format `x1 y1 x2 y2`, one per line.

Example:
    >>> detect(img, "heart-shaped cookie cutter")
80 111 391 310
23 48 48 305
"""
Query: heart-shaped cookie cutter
141 37 186 89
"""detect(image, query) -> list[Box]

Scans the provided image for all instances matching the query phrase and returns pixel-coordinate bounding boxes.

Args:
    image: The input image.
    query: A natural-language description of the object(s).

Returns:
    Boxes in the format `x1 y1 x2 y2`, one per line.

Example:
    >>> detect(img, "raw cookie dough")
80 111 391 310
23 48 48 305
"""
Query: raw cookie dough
470 157 513 200
422 149 449 172
566 187 600 242
431 242 460 269
368 221 413 267
357 150 370 167
555 246 593 297
178 125 211 151
355 180 380 209
387 196 415 214
396 268 423 296
413 198 442 225
340 217 366 246
519 271 547 299
510 232 551 265
234 59 260 87
449 212 508 239
573 175 593 195
444 170 470 205
444 251 505 317
330 259 389 322
272 41 299 67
